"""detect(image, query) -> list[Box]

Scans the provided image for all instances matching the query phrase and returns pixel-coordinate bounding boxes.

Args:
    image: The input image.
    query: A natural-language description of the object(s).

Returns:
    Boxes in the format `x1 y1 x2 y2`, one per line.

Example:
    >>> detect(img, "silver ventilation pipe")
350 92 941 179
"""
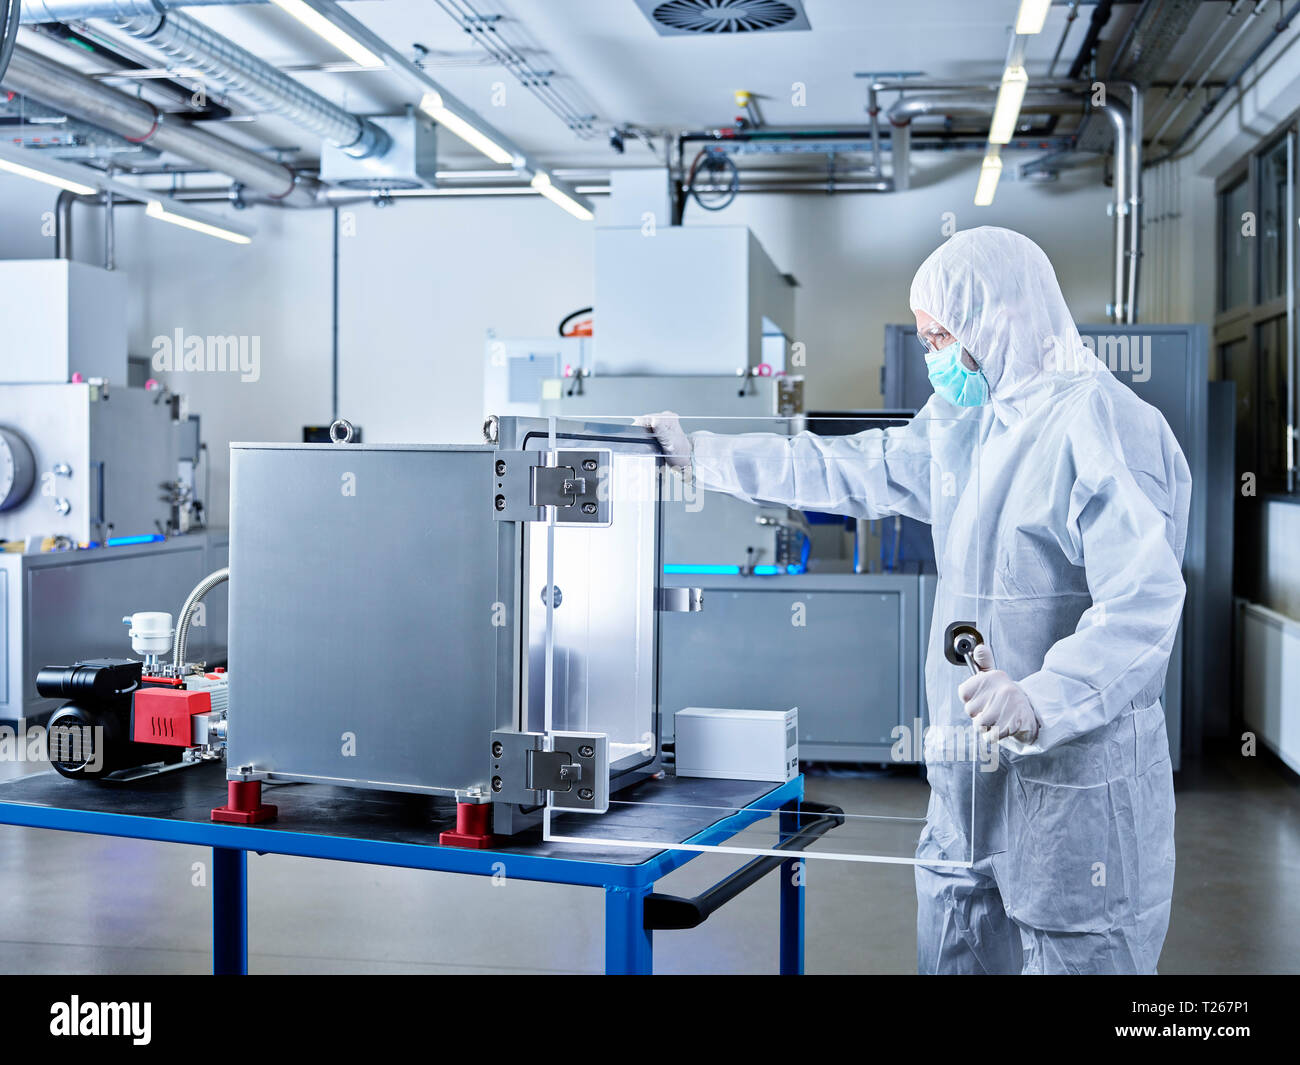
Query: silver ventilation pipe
104 6 389 158
1096 97 1129 323
20 0 261 19
1124 87 1142 323
885 92 1086 191
55 187 100 259
2 43 320 204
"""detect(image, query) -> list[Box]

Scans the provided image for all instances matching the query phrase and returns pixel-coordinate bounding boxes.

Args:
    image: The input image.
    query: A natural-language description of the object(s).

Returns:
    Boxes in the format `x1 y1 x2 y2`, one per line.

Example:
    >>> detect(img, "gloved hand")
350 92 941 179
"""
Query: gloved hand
633 410 692 470
957 644 1040 743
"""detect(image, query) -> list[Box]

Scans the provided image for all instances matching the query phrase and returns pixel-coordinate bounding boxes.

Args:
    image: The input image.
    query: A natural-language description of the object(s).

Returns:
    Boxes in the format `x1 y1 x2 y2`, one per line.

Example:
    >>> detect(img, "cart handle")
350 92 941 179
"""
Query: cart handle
642 800 845 931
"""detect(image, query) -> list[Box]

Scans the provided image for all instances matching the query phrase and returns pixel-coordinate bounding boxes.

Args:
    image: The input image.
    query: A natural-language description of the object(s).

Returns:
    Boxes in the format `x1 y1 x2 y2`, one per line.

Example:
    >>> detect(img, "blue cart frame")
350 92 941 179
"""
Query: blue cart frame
0 775 807 975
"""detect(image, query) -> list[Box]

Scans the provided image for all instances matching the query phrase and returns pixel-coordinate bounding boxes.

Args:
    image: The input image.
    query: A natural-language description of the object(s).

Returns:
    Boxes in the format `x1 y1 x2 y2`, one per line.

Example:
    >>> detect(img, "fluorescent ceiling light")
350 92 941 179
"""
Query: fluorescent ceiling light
268 0 384 69
145 200 252 244
1015 0 1052 35
974 153 1003 207
529 172 594 221
0 149 99 196
419 91 518 166
989 65 1029 144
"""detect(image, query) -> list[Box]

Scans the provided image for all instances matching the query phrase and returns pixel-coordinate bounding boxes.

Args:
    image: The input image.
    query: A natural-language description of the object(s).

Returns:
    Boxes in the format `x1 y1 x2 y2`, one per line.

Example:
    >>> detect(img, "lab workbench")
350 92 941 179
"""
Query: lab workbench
0 763 829 975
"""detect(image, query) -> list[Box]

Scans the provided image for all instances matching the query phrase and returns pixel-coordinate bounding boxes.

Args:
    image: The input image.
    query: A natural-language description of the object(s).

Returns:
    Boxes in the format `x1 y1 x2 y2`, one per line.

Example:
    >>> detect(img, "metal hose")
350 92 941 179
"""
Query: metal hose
173 566 228 672
111 8 389 158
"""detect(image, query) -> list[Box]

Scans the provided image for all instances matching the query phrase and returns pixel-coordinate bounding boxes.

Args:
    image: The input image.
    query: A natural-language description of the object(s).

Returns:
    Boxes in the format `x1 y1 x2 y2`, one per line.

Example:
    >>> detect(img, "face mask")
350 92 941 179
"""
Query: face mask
925 339 990 407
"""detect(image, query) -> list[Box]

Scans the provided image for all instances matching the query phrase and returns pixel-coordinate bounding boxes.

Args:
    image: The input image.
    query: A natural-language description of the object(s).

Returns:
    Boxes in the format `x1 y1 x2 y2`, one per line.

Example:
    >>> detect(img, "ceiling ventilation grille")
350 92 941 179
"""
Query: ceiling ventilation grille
635 0 811 35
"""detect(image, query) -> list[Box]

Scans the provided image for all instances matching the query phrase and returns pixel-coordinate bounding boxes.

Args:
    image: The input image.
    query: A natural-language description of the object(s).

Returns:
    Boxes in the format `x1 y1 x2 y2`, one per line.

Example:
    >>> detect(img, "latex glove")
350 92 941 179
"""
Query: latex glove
633 410 692 470
957 644 1040 743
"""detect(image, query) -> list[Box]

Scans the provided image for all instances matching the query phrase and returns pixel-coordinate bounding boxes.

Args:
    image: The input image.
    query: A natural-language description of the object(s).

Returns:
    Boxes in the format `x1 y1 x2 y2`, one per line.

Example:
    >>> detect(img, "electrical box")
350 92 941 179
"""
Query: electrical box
0 260 127 386
674 706 798 782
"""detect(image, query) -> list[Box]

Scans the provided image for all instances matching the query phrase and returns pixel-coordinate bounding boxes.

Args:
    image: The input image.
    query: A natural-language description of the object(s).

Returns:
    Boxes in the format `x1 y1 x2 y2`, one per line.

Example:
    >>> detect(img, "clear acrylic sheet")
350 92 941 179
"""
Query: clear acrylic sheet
533 414 986 866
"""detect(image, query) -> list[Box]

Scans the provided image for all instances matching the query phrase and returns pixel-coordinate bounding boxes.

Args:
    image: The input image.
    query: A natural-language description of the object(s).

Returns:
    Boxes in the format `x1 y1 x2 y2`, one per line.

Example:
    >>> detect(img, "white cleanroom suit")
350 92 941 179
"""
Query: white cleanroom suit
649 226 1191 974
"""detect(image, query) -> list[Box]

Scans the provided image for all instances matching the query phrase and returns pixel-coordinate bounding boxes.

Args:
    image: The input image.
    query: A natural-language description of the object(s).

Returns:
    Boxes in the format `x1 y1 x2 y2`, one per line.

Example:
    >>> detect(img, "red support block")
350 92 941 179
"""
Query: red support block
439 801 497 849
211 780 277 825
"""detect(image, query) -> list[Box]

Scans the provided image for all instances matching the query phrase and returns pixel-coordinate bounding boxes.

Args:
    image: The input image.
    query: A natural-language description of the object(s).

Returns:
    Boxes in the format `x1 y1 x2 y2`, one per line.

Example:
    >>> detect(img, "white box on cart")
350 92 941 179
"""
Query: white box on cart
674 707 798 782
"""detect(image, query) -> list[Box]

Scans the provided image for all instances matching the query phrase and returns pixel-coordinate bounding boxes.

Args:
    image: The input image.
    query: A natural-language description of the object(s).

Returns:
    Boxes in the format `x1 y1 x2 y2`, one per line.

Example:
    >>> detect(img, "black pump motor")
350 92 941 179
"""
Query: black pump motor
36 659 180 780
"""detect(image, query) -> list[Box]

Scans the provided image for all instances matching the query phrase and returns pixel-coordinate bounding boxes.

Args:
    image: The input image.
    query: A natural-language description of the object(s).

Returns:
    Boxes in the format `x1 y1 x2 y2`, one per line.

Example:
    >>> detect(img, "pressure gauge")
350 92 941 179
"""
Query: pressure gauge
0 427 36 512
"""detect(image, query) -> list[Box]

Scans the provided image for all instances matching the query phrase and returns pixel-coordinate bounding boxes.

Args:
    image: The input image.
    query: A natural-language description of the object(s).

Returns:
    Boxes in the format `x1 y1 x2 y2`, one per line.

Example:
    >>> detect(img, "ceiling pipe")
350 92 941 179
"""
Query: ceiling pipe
1047 1 1080 78
885 91 1088 191
1125 86 1142 323
2 43 321 204
1067 0 1115 80
20 0 262 19
1095 95 1130 323
887 87 1132 322
55 187 101 259
100 5 390 158
866 84 884 177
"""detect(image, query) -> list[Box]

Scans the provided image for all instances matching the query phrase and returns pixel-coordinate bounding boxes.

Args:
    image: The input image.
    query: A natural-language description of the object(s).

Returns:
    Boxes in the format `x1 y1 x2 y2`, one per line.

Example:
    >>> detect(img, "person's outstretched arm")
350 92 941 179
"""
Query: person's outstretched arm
637 407 937 522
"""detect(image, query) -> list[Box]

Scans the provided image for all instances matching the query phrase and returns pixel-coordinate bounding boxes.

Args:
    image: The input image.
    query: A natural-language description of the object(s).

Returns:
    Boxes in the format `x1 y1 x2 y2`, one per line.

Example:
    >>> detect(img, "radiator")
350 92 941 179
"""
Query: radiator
1240 601 1300 774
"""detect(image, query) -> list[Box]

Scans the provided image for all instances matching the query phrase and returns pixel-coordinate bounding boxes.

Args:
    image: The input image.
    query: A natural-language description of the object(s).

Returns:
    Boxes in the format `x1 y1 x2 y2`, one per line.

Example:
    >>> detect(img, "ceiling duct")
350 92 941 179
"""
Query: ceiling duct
102 6 390 159
2 42 320 203
634 0 811 36
20 0 261 18
1107 0 1203 84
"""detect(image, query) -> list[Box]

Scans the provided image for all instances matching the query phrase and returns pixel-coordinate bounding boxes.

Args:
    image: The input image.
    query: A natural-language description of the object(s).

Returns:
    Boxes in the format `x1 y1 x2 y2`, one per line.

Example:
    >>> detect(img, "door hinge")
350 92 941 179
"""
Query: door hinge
490 730 609 812
491 449 611 524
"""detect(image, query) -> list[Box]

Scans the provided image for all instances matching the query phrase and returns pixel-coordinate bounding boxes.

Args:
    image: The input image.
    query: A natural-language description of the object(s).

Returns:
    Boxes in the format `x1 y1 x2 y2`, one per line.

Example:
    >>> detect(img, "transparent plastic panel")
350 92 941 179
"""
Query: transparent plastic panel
535 413 991 865
525 426 659 772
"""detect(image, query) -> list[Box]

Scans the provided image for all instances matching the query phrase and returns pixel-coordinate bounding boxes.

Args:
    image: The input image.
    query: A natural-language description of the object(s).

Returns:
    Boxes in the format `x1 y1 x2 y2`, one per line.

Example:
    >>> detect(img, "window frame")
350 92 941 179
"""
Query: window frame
1214 126 1298 495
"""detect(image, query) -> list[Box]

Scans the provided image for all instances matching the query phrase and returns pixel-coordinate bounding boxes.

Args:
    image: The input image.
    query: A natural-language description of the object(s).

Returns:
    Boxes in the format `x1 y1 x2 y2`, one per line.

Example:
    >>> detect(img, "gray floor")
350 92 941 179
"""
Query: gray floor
0 747 1296 974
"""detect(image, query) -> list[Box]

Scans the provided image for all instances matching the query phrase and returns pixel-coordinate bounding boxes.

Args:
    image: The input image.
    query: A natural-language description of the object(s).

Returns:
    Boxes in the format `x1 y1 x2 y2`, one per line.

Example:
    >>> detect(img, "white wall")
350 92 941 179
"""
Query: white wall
335 195 595 445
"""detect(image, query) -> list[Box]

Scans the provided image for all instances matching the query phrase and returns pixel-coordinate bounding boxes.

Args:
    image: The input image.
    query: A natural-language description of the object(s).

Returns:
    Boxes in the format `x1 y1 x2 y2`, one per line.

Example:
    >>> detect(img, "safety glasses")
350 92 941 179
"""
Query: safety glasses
916 325 956 353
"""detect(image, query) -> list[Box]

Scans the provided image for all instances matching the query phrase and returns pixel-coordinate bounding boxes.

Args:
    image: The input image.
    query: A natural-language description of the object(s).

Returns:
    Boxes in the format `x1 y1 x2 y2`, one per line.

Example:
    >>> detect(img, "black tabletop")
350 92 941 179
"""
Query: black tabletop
0 762 788 867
